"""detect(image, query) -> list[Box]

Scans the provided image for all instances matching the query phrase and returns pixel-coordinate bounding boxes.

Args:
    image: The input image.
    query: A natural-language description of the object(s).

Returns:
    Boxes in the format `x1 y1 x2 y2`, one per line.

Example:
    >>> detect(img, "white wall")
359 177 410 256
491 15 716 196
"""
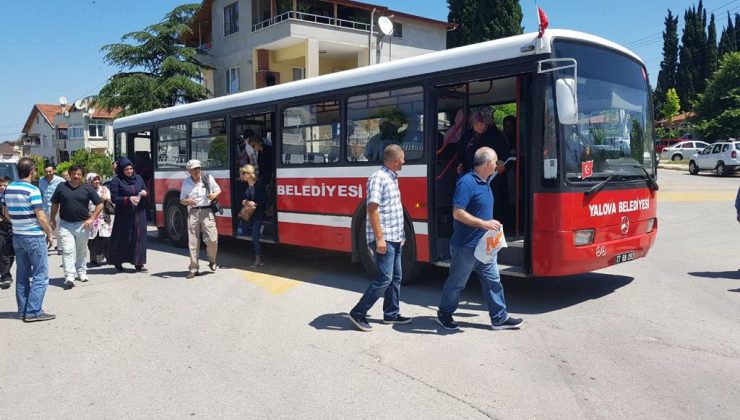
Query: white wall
26 116 56 159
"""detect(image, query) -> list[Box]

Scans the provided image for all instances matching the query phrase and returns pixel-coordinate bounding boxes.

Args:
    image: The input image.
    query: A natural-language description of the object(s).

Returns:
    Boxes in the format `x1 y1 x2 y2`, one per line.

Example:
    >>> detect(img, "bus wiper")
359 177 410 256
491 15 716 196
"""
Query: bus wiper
585 175 615 197
632 165 659 191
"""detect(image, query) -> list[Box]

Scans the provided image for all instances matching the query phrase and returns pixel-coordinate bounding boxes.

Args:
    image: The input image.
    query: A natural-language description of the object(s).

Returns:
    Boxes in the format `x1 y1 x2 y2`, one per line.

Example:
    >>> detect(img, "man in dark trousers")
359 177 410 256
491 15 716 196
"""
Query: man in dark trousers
348 144 412 331
437 147 523 331
0 176 14 290
50 165 103 289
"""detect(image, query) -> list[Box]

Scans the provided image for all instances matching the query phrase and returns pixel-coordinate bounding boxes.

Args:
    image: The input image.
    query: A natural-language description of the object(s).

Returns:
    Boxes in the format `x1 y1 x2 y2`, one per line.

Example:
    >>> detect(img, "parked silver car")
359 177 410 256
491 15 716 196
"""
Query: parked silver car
688 140 740 176
660 140 710 161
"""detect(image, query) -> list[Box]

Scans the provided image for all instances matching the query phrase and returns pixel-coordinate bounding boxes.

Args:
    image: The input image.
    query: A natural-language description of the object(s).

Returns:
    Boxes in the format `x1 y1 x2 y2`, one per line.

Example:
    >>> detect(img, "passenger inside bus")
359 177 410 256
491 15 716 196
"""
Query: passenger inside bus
238 129 256 167
363 120 401 162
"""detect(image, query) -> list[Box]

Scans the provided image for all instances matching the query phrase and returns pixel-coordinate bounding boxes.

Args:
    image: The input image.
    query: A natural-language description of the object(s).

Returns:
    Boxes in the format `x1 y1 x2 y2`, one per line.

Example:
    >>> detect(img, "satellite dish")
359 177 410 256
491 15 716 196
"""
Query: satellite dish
59 96 68 106
74 99 85 110
378 16 394 36
88 107 96 115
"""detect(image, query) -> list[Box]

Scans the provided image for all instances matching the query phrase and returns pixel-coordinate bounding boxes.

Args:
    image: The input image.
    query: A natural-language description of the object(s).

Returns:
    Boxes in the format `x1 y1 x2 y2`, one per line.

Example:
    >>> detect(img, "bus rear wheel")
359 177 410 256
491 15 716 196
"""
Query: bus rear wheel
356 212 421 284
165 197 188 248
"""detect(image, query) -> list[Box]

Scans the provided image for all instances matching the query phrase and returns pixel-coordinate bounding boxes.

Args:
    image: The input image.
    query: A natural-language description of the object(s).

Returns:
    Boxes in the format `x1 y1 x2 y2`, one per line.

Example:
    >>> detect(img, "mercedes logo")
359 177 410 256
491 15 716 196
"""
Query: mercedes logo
620 216 630 236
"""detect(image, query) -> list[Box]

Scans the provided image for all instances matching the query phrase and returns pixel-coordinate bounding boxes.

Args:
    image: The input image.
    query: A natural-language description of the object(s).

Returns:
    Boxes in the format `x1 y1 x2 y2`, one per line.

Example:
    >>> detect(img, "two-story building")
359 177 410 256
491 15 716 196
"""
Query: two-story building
183 0 453 97
20 102 121 163
54 103 121 162
21 103 70 161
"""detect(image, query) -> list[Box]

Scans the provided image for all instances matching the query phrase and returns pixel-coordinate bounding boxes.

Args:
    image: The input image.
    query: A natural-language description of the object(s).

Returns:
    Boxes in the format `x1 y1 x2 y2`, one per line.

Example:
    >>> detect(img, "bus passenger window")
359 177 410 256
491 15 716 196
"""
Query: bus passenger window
282 100 340 165
191 118 227 169
157 124 188 169
347 85 424 163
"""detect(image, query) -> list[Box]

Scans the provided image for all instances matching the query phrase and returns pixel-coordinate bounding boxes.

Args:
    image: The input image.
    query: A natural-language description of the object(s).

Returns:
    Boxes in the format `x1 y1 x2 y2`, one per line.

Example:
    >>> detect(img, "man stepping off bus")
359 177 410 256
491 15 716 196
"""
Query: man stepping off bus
348 144 412 332
180 159 221 279
437 147 523 331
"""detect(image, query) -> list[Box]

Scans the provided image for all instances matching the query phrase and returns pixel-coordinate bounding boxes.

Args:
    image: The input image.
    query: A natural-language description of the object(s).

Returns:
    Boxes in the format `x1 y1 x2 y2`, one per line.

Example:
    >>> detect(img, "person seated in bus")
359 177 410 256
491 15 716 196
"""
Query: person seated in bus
363 120 400 162
237 165 267 267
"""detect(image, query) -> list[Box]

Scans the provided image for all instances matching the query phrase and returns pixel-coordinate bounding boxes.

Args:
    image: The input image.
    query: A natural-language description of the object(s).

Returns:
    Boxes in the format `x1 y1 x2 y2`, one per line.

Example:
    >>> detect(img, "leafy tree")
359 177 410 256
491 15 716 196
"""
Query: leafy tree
95 4 208 117
55 150 114 179
661 88 681 121
654 9 679 119
695 52 740 140
447 0 523 48
492 103 517 131
208 136 228 167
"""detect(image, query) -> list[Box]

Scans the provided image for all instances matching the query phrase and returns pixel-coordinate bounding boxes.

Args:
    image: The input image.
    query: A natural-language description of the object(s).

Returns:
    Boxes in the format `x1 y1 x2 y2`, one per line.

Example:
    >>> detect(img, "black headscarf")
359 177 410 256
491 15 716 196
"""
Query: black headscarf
116 157 137 185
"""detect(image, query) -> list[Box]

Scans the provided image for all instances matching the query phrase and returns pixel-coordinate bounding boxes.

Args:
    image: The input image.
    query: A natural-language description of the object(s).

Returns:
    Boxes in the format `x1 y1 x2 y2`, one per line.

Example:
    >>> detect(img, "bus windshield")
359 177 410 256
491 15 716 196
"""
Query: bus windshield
553 41 654 182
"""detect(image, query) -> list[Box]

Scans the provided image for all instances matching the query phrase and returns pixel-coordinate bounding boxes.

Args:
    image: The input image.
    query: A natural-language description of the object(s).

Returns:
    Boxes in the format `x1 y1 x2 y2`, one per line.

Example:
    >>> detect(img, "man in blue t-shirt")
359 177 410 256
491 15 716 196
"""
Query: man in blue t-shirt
2 157 55 322
437 147 523 331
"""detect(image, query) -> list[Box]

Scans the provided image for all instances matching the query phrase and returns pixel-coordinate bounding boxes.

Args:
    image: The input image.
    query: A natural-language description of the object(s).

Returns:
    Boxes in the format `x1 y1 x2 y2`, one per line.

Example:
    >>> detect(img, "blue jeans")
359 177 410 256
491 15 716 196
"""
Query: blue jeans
237 218 264 257
351 241 402 318
438 245 508 324
13 235 50 318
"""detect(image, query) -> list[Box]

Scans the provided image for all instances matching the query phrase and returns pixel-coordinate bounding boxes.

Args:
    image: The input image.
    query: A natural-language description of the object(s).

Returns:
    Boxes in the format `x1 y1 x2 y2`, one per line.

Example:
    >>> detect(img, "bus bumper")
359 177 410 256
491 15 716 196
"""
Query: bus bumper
532 228 657 277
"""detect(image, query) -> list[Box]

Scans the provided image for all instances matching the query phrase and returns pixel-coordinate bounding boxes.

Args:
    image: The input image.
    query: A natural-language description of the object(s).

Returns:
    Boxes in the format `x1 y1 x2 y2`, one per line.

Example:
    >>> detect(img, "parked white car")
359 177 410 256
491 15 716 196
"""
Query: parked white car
688 140 740 176
660 140 710 161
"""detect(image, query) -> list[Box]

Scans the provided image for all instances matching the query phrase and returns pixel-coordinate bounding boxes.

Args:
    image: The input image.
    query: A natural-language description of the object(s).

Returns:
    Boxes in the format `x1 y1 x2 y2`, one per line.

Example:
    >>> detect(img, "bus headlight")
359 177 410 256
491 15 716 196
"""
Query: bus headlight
573 229 595 246
646 218 655 233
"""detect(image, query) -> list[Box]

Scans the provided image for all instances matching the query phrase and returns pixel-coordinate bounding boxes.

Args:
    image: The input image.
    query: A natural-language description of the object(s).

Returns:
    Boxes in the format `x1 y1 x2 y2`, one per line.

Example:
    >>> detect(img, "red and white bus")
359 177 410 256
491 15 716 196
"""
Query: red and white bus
113 29 658 281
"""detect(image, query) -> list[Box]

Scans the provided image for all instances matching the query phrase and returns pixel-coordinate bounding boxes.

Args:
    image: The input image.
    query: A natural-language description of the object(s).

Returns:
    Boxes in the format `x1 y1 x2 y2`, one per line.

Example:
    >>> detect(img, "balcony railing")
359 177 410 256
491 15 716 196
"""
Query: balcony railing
253 11 371 33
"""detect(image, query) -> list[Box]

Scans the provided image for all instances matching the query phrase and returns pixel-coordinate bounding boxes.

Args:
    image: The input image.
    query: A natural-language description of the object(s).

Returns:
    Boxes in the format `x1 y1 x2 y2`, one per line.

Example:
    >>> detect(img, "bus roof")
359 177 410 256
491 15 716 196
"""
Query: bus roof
114 29 644 130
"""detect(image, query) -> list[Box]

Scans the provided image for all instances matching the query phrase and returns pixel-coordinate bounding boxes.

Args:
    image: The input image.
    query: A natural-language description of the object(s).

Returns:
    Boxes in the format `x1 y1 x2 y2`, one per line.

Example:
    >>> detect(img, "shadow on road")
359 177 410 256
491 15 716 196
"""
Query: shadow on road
688 271 740 280
0 312 19 320
151 232 634 319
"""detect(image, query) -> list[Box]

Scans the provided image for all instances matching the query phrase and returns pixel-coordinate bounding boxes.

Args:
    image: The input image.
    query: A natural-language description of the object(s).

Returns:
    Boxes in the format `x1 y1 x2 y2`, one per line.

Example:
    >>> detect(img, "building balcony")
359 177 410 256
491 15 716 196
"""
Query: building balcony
253 11 371 33
22 136 40 146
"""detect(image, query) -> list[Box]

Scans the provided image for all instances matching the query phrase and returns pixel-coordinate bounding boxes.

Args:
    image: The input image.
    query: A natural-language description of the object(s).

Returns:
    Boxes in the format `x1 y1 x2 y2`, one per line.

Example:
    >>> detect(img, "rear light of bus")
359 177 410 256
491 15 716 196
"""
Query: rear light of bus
646 218 656 233
573 229 595 246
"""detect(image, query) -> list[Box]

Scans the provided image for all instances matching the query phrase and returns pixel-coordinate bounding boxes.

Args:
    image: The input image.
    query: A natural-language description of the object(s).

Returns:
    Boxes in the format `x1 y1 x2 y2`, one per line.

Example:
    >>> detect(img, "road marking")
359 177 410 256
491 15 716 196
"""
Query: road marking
239 271 301 295
659 191 737 202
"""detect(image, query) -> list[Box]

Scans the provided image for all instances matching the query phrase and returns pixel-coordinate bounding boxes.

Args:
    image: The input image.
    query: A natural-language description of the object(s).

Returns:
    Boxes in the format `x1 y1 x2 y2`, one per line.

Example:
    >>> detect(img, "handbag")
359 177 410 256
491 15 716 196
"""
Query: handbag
103 199 115 215
238 201 257 222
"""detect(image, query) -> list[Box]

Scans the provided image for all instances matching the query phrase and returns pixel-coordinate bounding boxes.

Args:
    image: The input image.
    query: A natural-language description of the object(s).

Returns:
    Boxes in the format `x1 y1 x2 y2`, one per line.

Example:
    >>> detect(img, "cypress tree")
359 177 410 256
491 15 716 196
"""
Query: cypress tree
676 2 707 111
718 12 736 59
654 9 679 119
705 13 719 80
447 0 524 49
735 13 740 49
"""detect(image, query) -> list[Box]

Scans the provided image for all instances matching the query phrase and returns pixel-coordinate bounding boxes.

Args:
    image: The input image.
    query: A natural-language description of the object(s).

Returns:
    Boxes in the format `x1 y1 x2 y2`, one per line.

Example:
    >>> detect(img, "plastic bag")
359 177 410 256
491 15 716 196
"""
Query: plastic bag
474 228 508 264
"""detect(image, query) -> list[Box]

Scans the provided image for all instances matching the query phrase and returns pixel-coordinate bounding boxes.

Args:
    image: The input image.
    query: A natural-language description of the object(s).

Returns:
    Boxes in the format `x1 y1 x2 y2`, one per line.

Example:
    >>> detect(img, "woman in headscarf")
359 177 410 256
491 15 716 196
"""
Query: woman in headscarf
109 158 148 272
86 173 113 267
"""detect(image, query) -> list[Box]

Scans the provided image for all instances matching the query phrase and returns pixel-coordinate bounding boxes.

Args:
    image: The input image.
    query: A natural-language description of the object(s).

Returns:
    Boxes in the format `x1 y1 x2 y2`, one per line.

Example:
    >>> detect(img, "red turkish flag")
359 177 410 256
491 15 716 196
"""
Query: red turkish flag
537 7 549 38
581 160 594 179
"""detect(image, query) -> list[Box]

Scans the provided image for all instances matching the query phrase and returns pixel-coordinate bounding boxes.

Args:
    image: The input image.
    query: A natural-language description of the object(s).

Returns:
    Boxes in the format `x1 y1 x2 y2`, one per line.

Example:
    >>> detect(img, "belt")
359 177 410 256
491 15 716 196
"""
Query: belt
190 205 211 210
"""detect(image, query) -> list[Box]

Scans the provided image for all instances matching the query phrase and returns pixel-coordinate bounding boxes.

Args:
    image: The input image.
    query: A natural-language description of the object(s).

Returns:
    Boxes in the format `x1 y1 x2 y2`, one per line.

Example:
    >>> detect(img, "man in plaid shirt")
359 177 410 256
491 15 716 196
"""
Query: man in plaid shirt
349 144 412 331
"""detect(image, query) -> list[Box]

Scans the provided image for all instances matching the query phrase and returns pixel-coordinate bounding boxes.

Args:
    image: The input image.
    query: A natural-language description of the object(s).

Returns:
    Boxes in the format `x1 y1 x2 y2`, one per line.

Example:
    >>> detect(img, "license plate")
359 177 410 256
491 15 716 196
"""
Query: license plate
614 252 635 264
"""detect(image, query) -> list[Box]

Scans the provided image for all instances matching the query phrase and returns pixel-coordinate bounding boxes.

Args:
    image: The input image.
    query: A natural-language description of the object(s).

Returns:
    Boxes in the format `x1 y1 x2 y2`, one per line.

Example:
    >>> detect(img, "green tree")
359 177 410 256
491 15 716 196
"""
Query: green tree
654 9 679 119
208 136 228 167
57 150 114 178
695 52 740 140
704 13 719 83
717 11 736 59
661 88 681 121
95 4 208 117
676 1 708 111
447 0 523 48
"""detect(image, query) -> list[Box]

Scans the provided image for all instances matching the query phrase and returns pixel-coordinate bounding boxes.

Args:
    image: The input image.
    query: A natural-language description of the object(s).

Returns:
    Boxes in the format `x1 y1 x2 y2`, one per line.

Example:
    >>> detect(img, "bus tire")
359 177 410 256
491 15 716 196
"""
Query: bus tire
165 197 188 248
355 211 421 284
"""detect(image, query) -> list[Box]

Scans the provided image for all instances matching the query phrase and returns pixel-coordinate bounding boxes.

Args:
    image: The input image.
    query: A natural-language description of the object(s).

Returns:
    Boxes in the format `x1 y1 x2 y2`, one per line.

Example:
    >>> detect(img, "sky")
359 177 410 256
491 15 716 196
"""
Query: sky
1 0 738 141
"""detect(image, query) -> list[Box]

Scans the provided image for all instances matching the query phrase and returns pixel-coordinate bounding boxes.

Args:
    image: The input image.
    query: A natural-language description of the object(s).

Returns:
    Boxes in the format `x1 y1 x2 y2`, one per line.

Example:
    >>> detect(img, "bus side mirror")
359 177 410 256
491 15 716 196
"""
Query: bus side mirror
556 78 578 125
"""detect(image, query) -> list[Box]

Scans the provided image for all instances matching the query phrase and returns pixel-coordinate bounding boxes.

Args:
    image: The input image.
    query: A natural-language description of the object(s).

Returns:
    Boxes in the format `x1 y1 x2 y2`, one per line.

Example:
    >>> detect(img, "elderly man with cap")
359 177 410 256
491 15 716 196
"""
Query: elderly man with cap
180 159 221 279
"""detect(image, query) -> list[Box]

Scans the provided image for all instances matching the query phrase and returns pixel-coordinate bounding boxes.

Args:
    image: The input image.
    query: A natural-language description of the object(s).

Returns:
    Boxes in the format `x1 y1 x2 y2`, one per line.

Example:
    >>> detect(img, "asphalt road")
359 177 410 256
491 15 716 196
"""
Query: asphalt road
1 169 738 419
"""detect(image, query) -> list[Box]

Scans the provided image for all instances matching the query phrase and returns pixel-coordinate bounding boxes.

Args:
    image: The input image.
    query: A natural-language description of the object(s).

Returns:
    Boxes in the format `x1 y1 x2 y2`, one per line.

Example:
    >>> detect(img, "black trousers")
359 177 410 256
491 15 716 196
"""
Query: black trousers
0 255 14 282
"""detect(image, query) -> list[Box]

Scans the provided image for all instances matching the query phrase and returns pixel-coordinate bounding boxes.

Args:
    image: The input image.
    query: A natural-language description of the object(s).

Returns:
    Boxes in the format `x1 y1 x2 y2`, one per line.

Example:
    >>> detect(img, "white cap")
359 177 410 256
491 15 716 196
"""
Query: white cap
186 159 202 170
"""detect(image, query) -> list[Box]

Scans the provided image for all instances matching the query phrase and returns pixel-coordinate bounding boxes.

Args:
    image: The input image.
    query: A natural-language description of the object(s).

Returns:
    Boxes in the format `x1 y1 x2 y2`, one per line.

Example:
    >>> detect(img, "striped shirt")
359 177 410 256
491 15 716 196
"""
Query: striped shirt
366 165 405 243
3 181 45 236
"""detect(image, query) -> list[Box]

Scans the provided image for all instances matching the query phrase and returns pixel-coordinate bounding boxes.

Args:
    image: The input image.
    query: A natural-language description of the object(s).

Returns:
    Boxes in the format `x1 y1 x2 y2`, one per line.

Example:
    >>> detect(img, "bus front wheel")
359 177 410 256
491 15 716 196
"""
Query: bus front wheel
165 197 188 248
356 212 421 284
